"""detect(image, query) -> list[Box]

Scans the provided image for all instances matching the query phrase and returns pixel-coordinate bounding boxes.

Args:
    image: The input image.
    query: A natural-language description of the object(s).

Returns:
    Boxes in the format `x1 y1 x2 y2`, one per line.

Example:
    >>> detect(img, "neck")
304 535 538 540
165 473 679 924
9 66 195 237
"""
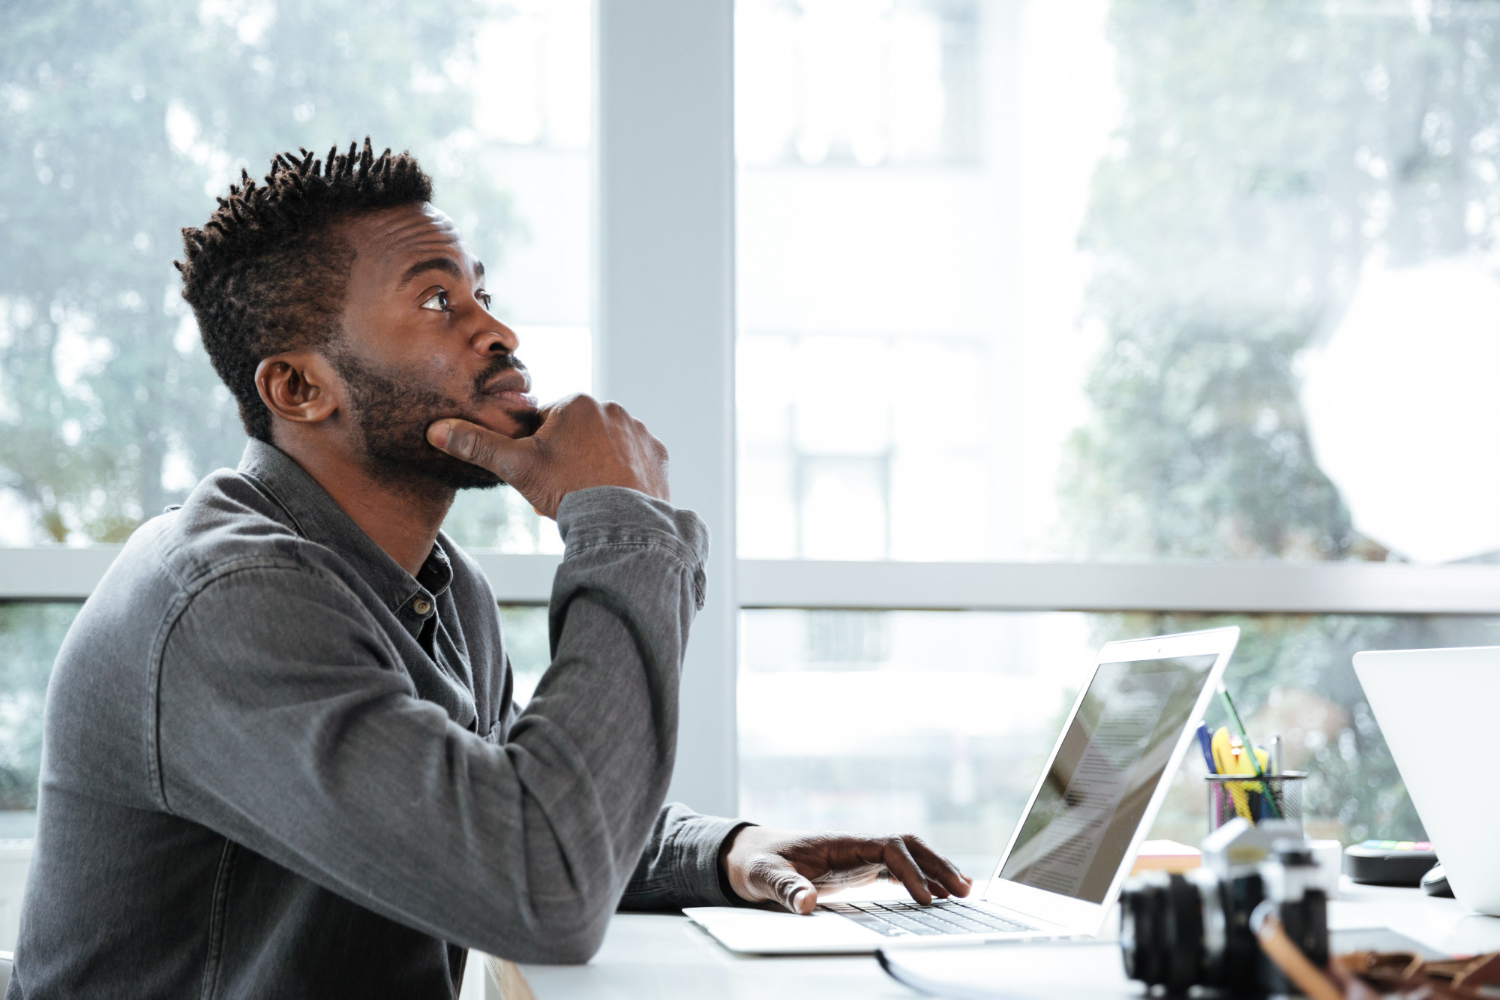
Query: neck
272 434 455 578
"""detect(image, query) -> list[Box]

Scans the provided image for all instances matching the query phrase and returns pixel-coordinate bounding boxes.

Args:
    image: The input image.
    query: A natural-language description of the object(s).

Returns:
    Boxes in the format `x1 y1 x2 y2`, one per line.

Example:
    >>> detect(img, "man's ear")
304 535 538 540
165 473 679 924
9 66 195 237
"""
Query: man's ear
255 351 340 425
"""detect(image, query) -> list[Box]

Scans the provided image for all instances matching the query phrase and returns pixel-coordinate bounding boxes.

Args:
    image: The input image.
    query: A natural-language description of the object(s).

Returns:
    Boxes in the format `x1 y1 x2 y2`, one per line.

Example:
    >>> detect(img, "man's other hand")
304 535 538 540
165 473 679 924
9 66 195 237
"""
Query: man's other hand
426 394 669 518
719 826 972 915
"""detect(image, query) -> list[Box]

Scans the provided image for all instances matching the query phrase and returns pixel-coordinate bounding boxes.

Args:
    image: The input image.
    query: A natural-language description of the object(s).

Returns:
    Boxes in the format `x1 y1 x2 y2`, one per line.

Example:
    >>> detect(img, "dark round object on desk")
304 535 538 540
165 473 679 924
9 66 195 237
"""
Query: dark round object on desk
1420 863 1454 898
1343 841 1438 887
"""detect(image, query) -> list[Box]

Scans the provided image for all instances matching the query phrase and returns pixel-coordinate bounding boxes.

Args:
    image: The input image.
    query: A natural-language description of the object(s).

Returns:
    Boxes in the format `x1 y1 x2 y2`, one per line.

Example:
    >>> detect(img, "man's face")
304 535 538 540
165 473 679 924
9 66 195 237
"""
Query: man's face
329 202 539 490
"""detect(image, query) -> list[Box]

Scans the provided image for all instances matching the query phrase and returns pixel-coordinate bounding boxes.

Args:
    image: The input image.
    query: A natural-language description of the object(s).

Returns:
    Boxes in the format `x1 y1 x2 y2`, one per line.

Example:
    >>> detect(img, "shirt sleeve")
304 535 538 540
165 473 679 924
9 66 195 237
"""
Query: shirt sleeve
619 802 750 910
153 486 707 964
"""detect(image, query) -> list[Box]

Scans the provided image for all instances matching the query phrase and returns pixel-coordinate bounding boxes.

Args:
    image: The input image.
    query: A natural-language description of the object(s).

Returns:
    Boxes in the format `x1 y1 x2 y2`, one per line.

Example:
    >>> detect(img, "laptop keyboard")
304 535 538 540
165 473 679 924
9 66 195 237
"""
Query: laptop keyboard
820 898 1042 938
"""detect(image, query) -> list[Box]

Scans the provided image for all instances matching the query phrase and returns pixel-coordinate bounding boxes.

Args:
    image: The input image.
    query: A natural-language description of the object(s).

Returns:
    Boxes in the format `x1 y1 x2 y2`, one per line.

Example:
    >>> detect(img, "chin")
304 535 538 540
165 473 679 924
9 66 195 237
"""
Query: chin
430 455 505 491
474 407 542 439
364 449 503 492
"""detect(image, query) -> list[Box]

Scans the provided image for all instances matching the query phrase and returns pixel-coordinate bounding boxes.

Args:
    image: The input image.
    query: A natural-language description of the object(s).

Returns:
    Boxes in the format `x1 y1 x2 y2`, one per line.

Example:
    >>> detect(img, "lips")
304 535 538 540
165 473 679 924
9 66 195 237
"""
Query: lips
482 370 538 409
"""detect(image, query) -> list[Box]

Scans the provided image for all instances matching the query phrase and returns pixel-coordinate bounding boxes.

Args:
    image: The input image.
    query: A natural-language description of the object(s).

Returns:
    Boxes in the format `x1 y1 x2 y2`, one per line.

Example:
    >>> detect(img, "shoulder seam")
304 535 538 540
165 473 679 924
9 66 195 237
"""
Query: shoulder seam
146 556 374 816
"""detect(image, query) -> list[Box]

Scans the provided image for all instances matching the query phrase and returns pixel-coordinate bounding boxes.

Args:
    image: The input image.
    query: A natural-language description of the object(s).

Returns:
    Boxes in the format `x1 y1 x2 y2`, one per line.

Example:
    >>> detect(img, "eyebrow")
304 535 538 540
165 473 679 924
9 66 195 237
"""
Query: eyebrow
398 257 466 288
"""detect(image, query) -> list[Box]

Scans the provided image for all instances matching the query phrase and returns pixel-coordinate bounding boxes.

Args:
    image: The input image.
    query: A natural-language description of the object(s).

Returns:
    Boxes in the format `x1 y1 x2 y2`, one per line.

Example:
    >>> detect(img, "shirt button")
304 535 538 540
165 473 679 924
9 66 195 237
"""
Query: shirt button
412 598 433 616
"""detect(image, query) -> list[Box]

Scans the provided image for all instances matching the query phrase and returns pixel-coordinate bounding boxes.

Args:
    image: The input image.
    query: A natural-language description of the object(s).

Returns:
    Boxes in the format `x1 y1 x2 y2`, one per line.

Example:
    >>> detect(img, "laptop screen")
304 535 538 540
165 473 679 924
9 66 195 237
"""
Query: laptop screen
997 654 1218 904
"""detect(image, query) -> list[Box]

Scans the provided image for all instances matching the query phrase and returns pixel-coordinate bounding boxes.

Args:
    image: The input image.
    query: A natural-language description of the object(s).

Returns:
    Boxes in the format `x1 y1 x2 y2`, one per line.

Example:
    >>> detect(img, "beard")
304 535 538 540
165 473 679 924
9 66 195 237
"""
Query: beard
328 349 526 493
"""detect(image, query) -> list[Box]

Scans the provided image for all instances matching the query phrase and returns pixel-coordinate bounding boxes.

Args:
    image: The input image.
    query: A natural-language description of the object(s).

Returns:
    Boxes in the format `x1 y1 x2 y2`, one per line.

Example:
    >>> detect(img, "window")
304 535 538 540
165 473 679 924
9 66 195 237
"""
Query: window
8 0 1500 933
742 608 1500 877
0 0 589 552
0 604 77 838
738 0 1500 566
736 0 1500 867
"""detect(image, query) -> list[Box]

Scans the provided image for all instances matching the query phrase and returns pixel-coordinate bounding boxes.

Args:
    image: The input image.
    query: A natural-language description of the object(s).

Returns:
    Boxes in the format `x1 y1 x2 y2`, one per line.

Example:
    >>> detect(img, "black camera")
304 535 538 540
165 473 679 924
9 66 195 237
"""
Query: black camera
1120 829 1327 996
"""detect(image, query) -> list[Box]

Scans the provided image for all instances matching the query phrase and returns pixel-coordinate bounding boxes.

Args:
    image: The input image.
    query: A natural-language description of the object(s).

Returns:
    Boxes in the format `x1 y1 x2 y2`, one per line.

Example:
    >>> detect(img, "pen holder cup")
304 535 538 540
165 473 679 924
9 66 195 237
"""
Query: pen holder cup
1206 772 1305 833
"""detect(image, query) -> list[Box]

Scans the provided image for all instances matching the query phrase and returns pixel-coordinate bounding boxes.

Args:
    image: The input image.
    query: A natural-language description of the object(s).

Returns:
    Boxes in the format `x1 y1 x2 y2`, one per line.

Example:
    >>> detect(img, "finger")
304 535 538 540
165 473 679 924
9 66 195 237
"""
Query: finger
752 855 819 915
426 418 525 477
880 837 934 906
526 396 572 435
903 836 972 897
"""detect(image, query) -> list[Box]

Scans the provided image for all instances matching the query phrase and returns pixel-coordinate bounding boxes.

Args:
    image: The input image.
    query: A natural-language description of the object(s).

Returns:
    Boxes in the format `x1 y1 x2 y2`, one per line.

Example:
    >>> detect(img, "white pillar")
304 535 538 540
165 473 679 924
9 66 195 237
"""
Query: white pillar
593 0 738 816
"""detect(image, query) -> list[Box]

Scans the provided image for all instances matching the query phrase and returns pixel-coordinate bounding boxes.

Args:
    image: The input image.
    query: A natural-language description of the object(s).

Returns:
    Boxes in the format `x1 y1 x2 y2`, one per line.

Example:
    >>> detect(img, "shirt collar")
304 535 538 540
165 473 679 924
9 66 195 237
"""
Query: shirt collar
237 439 454 622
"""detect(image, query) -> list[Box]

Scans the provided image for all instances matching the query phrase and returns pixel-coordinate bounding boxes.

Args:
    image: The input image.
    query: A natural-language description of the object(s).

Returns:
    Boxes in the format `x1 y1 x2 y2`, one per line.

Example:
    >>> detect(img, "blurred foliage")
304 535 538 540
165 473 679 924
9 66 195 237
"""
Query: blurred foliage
0 604 80 809
1066 0 1500 840
1065 0 1500 560
0 0 518 543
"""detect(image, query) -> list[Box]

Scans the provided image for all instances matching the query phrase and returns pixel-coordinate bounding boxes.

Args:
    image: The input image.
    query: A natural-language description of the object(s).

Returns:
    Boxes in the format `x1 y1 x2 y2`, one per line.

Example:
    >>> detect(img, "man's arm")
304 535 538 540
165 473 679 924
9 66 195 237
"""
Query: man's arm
155 486 704 964
621 804 973 912
431 395 972 919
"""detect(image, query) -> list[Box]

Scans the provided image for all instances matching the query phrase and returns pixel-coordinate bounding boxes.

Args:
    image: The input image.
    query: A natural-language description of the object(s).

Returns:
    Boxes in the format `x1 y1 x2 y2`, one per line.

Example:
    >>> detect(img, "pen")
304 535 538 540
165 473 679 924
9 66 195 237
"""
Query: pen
1252 746 1269 819
1196 723 1216 773
1211 727 1255 821
1217 685 1283 819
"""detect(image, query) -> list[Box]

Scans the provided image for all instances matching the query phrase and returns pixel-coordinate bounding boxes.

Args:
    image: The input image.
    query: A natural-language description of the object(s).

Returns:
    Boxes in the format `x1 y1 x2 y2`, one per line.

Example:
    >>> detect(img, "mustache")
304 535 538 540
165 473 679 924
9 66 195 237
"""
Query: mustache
472 353 526 396
474 352 542 436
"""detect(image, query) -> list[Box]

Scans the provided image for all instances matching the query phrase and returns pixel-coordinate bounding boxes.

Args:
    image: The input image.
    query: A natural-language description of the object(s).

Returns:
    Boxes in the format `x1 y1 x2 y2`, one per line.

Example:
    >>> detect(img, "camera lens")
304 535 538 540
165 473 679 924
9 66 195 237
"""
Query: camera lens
1120 872 1166 985
1121 872 1203 992
1161 873 1204 992
1128 869 1158 983
1121 869 1265 994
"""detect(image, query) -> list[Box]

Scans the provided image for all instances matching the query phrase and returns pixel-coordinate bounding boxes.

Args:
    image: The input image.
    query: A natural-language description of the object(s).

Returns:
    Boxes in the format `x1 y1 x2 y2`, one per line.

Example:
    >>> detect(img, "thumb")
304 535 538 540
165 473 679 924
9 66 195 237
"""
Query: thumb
426 418 525 479
758 857 818 915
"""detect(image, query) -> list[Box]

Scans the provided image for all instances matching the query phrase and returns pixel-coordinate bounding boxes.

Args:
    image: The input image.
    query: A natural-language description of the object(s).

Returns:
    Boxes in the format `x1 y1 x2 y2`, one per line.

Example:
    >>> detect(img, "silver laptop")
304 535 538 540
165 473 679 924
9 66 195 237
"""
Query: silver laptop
685 626 1240 954
1355 646 1500 916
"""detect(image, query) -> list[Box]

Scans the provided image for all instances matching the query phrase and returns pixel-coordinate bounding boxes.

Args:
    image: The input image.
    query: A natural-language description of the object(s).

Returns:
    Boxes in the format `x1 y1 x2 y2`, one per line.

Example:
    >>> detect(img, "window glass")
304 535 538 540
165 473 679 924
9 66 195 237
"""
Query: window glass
0 1 589 550
496 604 549 706
737 0 1499 564
0 603 78 839
740 609 1500 879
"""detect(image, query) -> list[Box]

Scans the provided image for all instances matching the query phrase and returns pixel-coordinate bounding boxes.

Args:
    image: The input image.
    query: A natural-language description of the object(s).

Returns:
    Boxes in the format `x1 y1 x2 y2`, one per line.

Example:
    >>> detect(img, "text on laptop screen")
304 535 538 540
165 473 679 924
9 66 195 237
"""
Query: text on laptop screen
997 654 1218 904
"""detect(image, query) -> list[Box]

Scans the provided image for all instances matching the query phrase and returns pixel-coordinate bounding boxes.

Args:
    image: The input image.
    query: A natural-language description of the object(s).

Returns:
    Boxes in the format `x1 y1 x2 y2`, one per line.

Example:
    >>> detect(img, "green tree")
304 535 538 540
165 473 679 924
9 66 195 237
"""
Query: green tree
0 604 79 810
1066 0 1500 841
0 0 517 543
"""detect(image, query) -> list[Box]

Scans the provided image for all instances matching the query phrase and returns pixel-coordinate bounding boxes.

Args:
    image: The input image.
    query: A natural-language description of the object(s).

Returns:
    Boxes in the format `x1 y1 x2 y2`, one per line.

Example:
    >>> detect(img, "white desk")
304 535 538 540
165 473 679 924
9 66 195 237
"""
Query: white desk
1325 880 1500 956
506 880 1500 1000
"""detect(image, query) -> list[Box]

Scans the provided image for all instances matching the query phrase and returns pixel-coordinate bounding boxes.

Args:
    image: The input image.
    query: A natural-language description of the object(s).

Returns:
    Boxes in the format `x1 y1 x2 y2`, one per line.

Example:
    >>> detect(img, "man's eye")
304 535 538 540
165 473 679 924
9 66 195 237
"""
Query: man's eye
420 291 448 312
477 291 492 309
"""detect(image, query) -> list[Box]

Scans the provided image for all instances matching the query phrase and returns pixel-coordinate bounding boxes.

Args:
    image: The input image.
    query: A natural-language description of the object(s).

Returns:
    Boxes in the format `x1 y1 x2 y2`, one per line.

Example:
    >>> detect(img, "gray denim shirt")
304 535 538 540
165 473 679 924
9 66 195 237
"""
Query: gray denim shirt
8 439 743 999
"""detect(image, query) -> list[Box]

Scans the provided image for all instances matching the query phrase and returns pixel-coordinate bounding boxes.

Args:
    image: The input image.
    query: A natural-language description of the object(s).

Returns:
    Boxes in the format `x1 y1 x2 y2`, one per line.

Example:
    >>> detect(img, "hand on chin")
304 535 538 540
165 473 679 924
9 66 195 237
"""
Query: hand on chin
463 402 540 440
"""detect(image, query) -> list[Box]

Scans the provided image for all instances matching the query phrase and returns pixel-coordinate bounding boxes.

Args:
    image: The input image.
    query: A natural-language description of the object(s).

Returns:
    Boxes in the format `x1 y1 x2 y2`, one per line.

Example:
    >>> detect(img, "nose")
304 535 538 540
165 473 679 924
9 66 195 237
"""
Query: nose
471 322 519 356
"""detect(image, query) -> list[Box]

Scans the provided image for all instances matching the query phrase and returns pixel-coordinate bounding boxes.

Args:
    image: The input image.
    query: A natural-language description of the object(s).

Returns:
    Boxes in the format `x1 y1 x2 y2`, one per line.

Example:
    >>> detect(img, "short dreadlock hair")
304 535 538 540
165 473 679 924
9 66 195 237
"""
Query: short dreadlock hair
176 138 433 442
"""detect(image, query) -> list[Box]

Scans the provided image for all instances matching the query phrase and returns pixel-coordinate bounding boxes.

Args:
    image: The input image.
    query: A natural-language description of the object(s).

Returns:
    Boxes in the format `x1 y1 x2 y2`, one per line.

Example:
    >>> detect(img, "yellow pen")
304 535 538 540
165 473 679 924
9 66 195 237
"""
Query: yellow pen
1211 727 1255 821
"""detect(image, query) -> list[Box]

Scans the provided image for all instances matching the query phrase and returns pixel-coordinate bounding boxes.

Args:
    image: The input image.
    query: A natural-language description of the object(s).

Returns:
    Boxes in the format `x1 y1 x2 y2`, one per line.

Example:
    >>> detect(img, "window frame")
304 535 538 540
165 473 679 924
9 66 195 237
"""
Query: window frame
11 550 1500 616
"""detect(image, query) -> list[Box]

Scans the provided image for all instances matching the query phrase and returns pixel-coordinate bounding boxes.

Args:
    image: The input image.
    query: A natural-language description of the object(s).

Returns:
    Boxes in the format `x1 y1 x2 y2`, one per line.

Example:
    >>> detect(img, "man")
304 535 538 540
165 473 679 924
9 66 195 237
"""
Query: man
9 140 968 997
